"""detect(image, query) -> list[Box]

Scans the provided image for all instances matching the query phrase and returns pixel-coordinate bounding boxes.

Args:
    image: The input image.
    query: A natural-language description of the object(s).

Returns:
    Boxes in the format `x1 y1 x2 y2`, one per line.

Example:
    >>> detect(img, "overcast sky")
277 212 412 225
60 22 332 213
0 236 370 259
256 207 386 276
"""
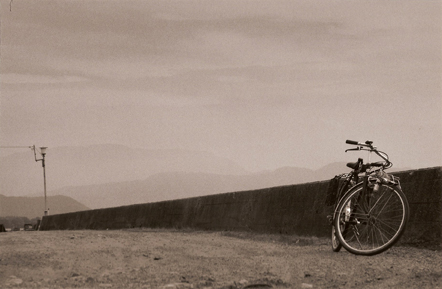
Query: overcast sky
1 0 441 172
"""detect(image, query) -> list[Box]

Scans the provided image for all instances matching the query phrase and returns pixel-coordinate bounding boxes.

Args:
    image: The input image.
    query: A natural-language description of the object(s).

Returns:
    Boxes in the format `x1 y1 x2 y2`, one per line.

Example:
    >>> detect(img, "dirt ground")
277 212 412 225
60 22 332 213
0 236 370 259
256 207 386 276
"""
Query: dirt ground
0 229 440 289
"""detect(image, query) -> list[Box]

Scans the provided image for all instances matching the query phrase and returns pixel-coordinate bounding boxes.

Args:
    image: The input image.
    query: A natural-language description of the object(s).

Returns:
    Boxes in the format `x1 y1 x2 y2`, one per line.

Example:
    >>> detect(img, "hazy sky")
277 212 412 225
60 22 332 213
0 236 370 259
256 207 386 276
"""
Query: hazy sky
1 0 441 172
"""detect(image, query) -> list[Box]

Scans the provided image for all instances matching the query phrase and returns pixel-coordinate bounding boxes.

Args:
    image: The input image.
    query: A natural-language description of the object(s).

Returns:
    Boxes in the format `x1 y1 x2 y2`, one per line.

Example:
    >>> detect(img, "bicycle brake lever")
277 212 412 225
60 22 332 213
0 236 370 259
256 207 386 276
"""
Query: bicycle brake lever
345 147 362 153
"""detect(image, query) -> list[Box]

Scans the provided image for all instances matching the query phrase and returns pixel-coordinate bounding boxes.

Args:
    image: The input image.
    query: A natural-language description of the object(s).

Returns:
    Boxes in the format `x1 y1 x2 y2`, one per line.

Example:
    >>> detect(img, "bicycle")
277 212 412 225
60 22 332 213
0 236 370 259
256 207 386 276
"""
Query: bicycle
327 140 410 255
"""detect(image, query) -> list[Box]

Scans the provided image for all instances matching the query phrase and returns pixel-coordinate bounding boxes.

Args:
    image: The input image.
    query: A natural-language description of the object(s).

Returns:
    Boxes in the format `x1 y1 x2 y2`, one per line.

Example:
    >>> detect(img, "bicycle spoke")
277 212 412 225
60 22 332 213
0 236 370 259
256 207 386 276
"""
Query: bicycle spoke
370 226 379 249
373 217 402 236
368 189 391 215
351 226 363 250
371 193 397 218
372 222 393 244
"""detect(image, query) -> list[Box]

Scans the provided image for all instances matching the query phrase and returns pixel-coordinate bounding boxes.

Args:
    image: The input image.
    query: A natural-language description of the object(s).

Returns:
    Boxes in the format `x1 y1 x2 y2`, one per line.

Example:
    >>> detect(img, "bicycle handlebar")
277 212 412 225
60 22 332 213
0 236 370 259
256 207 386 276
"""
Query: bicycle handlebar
345 139 393 169
346 140 359 145
346 139 374 148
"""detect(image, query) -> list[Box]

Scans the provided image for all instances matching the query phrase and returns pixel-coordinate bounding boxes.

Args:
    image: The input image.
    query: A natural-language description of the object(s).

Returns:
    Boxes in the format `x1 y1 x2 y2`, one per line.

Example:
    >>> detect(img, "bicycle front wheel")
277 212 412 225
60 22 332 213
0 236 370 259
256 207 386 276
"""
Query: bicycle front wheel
334 183 409 255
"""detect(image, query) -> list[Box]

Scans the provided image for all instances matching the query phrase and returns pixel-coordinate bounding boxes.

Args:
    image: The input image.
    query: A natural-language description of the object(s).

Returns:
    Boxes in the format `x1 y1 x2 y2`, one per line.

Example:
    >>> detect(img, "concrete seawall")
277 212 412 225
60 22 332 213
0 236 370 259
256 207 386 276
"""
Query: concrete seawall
40 167 441 246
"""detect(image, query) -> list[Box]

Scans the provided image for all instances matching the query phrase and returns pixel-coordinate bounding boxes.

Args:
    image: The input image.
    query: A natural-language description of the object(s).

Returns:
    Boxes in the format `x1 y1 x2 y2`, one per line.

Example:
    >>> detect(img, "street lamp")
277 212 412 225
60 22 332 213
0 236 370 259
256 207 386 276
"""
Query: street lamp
33 146 48 216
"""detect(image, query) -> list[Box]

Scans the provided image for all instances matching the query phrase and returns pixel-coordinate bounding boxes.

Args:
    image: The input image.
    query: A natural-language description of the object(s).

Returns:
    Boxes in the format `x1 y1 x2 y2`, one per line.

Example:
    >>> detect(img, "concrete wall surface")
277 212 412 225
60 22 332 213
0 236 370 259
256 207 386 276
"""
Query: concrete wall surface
40 167 441 246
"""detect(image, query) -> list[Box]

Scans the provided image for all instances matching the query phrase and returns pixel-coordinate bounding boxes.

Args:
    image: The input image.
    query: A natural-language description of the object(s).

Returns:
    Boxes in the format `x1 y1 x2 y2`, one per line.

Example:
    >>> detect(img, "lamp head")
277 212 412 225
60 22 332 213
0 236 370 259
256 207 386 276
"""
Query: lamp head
40 147 47 156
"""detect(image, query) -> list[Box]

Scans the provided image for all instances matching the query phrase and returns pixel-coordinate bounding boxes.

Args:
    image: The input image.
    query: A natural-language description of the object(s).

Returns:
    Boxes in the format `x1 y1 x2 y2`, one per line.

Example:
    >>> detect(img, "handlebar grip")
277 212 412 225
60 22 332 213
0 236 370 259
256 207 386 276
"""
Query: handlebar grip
346 140 359 145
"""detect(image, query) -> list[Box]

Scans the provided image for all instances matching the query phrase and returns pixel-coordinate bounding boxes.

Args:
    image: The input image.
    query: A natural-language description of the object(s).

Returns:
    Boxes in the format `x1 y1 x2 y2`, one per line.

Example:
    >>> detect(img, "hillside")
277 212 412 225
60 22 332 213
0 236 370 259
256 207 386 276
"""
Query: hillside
49 162 412 209
0 194 90 219
0 144 248 197
48 163 351 209
1 144 412 211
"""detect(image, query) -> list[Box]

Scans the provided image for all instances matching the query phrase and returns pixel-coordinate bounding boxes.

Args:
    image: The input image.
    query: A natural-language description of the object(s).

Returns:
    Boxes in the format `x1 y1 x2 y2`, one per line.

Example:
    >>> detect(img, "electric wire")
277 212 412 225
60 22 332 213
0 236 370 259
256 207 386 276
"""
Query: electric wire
0 146 33 149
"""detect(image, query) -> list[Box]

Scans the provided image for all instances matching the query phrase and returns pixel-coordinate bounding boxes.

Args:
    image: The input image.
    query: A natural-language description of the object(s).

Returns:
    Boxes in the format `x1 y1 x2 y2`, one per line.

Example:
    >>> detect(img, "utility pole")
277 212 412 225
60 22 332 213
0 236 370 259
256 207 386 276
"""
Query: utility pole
1 145 49 216
33 146 48 216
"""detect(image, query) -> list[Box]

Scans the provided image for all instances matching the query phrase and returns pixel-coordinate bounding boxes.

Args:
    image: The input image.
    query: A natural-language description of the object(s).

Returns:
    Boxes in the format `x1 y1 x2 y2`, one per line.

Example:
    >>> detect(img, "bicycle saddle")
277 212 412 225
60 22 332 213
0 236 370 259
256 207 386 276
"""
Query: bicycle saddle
347 158 363 170
346 162 359 170
347 161 384 170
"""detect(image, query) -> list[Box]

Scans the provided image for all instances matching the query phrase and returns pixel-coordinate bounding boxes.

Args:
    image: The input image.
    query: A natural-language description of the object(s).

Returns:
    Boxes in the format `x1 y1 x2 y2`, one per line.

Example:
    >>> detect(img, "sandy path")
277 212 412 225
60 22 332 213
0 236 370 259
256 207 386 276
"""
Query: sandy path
0 229 441 288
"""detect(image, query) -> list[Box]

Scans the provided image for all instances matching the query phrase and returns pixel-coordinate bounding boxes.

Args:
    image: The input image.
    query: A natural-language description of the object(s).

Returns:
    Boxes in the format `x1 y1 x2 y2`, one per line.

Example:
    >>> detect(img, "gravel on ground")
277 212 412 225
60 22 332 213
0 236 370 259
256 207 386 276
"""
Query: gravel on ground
0 229 441 288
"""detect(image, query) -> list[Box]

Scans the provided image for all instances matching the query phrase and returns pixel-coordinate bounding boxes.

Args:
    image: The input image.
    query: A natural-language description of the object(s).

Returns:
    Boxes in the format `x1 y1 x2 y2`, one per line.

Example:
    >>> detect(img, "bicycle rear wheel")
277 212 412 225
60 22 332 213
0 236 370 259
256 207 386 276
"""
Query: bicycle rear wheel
331 225 342 252
334 183 409 255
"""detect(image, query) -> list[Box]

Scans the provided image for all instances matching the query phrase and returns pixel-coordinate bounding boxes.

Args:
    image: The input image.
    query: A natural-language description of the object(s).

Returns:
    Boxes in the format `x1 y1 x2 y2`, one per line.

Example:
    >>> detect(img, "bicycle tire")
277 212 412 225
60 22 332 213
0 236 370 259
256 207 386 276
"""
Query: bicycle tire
331 225 342 252
334 183 409 255
332 194 353 253
331 177 355 252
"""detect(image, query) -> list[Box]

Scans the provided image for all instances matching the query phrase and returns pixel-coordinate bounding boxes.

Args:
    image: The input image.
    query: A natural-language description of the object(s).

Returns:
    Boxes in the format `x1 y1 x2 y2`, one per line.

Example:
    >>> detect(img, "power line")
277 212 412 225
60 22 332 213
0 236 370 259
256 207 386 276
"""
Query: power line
0 146 33 149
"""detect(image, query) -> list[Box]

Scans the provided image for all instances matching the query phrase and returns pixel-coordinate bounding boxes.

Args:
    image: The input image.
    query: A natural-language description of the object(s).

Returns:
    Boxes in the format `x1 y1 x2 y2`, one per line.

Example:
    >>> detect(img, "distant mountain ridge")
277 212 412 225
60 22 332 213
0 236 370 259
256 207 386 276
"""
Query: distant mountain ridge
0 194 90 219
48 163 353 209
1 144 412 211
49 162 412 210
0 144 248 197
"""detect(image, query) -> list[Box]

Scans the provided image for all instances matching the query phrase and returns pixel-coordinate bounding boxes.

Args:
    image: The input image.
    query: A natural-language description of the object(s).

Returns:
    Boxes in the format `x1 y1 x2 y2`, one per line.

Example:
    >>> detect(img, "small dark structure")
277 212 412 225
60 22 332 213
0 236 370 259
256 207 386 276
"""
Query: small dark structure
0 224 6 232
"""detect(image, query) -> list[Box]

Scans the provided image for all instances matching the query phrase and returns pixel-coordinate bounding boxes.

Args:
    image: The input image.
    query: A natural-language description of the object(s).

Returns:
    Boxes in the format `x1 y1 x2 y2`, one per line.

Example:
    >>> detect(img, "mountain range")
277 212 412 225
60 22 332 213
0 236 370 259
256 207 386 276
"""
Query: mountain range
0 144 248 197
44 163 357 209
0 194 89 219
1 144 410 213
